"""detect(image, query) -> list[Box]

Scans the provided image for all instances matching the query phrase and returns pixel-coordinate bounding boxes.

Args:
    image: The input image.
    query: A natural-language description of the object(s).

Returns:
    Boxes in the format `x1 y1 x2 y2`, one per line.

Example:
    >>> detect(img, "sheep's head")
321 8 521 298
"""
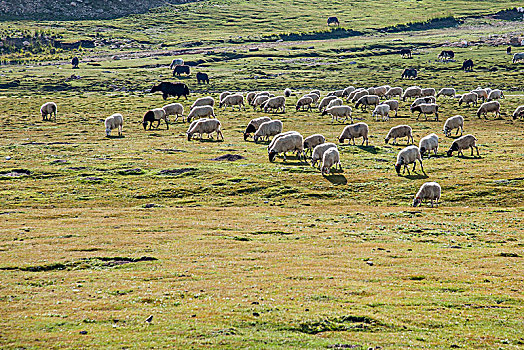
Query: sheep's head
142 121 148 130
384 137 390 144
410 105 419 113
268 151 277 162
296 105 300 111
420 147 426 155
446 147 455 157
413 196 422 207
321 110 327 116
105 128 111 137
395 163 402 175
338 136 344 143
187 133 192 141
150 85 159 93
243 132 249 141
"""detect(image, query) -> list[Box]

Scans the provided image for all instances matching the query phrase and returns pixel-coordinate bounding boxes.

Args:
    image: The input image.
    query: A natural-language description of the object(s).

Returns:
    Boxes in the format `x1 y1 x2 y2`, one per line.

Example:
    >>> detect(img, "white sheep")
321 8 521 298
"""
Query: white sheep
191 96 215 110
327 97 343 109
254 120 283 143
443 115 464 137
411 103 439 121
296 96 314 111
321 105 353 123
327 89 345 97
40 102 57 121
383 99 399 117
395 145 425 175
321 148 342 175
436 88 456 98
421 88 436 97
385 87 403 99
303 134 326 155
246 91 257 105
447 134 479 157
385 125 413 145
347 88 364 102
162 103 184 123
458 93 478 106
487 89 504 101
187 106 215 122
264 96 286 113
476 101 500 119
304 93 320 104
351 89 369 103
244 116 271 141
268 131 300 153
342 86 356 97
338 122 369 146
318 96 338 111
402 86 422 101
105 113 123 137
187 118 223 141
311 142 337 167
252 95 269 111
471 89 488 102
418 133 438 157
512 105 524 120
219 94 245 111
268 132 304 162
372 104 391 121
219 91 232 102
355 95 380 111
373 85 388 97
413 182 441 207
411 96 436 108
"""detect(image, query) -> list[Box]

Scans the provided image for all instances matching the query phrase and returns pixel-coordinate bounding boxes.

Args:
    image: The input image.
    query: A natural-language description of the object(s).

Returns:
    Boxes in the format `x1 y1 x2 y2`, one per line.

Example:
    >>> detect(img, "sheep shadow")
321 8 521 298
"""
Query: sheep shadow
403 173 429 180
281 157 309 166
457 155 481 159
446 134 464 140
197 138 224 143
106 135 125 139
356 145 379 154
324 174 347 185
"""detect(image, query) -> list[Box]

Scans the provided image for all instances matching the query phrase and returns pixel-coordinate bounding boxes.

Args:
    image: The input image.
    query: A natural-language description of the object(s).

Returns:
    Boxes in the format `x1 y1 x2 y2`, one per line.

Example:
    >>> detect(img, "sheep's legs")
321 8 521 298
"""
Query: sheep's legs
430 199 434 208
419 160 425 174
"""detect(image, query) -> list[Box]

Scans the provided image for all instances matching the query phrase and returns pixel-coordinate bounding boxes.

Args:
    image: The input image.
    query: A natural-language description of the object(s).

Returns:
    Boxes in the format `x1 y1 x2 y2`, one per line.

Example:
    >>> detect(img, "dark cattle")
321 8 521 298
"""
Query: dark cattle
196 72 209 84
400 48 412 58
462 59 473 72
401 68 417 79
507 46 512 55
173 65 190 76
72 57 79 69
327 16 339 26
438 50 455 60
150 82 190 100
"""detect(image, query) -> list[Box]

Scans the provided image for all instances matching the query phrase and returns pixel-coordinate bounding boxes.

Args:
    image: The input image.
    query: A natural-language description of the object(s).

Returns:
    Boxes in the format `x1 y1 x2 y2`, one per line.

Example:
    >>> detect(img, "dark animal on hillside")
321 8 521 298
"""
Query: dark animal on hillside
143 109 169 130
327 16 339 26
72 57 79 69
196 72 209 84
462 59 473 72
507 46 512 55
150 82 190 100
401 68 417 79
438 50 455 60
400 48 412 58
173 65 191 76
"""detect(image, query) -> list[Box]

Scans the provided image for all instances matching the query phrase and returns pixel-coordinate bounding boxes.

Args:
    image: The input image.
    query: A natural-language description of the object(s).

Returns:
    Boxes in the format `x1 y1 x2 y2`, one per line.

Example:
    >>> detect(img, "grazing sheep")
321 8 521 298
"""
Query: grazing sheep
303 134 326 155
342 86 356 97
244 116 271 141
219 91 232 102
395 145 425 175
162 103 184 123
458 92 478 107
373 85 388 97
418 133 439 157
105 113 123 137
447 134 479 157
311 143 337 167
40 102 57 121
246 92 257 105
254 120 283 143
284 88 292 97
385 125 413 145
421 88 436 97
372 104 391 121
143 108 168 130
411 103 439 121
296 96 314 111
471 89 488 102
367 87 376 95
351 89 369 103
476 101 501 119
254 91 270 99
318 96 338 111
264 96 286 113
187 118 223 141
385 87 403 99
512 52 524 63
402 86 422 101
413 182 441 207
310 89 321 97
411 96 436 108
187 105 215 122
338 122 369 146
219 94 245 111
327 89 345 97
383 99 399 117
512 105 524 120
437 88 456 98
268 132 304 162
321 148 342 175
443 115 464 137
267 131 300 153
487 89 504 101
322 105 353 123
252 95 269 111
327 97 343 109
191 96 215 110
355 95 380 111
304 93 320 104
347 88 364 102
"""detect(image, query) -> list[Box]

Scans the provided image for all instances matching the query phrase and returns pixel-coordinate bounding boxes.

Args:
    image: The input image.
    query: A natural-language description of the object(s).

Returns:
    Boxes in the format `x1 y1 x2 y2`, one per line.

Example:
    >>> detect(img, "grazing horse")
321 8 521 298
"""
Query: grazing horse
400 48 412 58
462 59 473 72
327 16 339 26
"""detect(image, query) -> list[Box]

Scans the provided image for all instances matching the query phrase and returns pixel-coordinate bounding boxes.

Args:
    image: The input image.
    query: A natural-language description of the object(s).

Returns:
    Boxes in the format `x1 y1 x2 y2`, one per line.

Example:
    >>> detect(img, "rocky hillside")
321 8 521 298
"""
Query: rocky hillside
0 0 199 20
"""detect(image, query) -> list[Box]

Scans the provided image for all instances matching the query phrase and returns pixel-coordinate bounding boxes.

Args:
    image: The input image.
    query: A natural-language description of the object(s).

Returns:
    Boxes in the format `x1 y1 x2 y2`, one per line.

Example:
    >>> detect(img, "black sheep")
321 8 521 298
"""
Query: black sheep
150 82 190 100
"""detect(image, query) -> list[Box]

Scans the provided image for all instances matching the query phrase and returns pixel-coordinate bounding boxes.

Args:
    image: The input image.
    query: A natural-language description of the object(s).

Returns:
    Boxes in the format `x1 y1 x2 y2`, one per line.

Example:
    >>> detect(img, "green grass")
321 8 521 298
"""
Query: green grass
0 2 524 349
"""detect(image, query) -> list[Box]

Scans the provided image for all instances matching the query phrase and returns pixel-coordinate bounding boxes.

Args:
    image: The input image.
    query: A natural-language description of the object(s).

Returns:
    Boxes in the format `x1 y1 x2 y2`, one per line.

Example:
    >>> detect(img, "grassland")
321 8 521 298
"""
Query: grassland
0 0 523 348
